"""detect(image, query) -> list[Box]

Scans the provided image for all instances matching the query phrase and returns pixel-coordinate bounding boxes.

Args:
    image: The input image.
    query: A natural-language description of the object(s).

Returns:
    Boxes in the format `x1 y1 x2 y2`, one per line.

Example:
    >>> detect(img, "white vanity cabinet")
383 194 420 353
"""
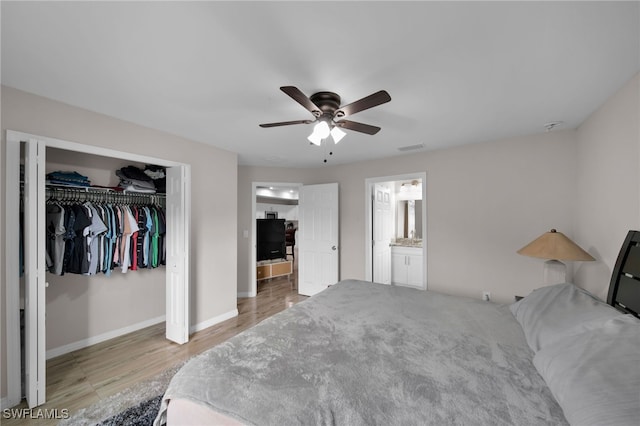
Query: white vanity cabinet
391 246 423 288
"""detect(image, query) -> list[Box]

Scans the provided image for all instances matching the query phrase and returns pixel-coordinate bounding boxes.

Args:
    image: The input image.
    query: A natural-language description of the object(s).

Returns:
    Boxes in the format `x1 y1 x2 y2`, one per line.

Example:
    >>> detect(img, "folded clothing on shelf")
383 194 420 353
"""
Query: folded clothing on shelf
46 170 91 187
117 165 153 182
118 184 157 194
145 165 166 193
116 165 156 193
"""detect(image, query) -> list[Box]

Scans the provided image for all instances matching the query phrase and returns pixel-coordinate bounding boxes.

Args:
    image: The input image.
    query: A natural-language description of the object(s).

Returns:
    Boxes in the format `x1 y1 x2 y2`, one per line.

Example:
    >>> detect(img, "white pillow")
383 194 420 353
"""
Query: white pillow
510 283 621 352
533 315 640 426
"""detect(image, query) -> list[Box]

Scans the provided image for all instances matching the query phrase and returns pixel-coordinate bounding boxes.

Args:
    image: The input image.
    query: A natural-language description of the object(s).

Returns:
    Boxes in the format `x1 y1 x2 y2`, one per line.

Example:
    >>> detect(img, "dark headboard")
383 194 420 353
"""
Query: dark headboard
608 230 640 318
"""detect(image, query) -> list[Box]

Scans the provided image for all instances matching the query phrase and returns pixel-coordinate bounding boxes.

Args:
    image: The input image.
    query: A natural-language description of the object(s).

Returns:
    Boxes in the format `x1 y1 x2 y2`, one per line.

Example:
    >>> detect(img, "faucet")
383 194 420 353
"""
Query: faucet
410 230 415 243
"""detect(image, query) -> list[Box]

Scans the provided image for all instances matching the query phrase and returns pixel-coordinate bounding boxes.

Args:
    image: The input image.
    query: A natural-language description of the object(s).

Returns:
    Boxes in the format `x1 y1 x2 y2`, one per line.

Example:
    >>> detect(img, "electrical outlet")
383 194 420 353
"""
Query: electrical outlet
482 291 491 302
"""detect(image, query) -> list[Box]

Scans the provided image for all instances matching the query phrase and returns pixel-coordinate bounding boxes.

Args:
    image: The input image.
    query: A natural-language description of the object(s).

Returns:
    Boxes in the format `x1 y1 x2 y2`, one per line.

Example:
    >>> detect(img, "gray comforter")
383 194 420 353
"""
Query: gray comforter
155 280 567 425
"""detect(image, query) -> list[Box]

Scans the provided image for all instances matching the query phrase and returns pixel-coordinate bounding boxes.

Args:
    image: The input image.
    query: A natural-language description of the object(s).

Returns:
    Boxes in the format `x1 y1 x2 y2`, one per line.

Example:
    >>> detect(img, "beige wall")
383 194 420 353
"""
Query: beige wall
573 73 640 300
239 130 579 303
1 86 238 401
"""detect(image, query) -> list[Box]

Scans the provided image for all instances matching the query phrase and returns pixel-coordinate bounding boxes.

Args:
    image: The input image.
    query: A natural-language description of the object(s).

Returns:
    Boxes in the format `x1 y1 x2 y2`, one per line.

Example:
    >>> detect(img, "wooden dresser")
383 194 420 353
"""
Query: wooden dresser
257 259 293 281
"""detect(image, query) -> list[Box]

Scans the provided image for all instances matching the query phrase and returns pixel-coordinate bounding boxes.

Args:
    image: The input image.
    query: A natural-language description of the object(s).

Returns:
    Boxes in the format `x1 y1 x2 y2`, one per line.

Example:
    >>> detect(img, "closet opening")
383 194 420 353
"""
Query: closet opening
5 130 190 409
41 147 168 359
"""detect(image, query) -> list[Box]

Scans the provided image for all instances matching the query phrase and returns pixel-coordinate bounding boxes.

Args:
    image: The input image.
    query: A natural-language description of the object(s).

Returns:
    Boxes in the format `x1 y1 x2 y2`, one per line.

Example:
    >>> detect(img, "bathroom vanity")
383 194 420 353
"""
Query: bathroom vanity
390 240 423 288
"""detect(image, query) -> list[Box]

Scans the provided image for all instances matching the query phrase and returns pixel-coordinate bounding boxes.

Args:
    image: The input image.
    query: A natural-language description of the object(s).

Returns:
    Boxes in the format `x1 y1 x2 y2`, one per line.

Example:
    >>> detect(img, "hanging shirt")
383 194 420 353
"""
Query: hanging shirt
61 206 77 275
151 207 160 268
158 207 167 265
66 204 91 274
142 206 153 267
103 204 116 276
85 203 108 275
46 203 66 275
130 206 139 271
120 206 139 273
95 205 107 273
113 205 123 267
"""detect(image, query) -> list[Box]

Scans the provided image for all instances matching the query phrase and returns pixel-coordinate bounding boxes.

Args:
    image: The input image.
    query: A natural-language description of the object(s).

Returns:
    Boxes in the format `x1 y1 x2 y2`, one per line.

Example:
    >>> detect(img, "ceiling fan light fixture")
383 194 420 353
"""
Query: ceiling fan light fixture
313 121 331 139
330 126 346 144
307 132 322 146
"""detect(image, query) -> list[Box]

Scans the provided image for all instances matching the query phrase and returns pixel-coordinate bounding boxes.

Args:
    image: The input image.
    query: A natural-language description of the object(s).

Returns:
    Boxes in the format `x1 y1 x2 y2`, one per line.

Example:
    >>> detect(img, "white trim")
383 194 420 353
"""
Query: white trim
190 309 238 334
365 172 428 290
237 291 256 298
22 131 184 168
45 316 166 360
4 136 22 408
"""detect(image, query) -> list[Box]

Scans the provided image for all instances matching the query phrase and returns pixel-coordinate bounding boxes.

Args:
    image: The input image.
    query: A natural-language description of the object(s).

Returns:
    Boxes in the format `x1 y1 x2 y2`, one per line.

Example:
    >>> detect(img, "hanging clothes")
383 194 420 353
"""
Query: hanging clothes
44 191 166 277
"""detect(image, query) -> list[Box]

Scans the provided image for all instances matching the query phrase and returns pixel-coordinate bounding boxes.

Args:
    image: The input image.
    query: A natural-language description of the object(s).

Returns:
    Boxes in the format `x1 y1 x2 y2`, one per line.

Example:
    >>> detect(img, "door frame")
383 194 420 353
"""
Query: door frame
248 181 302 297
4 130 191 407
364 172 428 289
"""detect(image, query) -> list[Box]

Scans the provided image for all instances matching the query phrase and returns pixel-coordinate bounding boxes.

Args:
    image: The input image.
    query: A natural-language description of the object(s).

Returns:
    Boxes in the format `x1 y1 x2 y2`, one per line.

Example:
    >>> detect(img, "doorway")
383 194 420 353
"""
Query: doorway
365 173 427 290
250 182 302 298
249 182 340 298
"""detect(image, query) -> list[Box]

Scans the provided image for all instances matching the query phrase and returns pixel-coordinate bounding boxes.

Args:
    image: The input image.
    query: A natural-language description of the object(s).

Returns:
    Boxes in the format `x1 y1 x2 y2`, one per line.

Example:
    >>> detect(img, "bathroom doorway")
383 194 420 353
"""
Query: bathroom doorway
365 173 427 290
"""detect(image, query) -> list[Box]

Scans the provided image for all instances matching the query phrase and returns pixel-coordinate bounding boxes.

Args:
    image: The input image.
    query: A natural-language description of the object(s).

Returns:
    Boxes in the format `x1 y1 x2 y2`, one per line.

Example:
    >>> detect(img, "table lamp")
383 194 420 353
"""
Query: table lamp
517 229 595 284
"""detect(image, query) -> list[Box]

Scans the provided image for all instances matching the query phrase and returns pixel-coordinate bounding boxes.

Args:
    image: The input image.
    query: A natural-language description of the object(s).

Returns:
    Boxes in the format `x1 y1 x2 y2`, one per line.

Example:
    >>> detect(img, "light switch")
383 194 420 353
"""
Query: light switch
243 230 249 238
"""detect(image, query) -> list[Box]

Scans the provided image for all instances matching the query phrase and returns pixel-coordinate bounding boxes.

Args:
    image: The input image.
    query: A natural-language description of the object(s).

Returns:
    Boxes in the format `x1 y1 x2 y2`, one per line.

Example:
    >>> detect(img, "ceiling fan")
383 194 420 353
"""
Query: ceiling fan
259 86 391 146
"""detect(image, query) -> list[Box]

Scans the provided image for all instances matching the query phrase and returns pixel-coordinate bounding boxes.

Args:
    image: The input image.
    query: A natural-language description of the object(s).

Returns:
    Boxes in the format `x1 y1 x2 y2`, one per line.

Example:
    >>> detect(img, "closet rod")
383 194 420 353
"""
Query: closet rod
44 185 165 205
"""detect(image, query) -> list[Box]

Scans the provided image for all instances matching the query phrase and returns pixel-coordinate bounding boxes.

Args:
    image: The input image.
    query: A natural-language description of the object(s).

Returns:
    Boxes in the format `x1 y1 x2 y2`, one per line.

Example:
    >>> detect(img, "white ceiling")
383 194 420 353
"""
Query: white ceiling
2 1 639 168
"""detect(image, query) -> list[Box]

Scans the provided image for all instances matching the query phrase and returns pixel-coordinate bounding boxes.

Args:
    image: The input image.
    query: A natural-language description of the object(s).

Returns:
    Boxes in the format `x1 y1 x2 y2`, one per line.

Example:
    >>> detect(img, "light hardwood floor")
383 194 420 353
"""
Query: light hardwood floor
4 263 304 426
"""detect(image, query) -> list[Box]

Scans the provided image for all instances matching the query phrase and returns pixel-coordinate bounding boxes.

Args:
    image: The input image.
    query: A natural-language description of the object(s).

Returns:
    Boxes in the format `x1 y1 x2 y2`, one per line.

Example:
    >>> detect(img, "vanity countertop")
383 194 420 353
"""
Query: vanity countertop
389 239 423 248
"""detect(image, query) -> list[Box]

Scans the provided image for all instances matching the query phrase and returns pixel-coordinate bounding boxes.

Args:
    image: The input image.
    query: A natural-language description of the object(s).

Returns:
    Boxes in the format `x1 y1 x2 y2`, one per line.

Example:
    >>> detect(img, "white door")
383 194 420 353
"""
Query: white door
24 139 46 407
372 184 392 284
165 166 190 344
298 183 339 296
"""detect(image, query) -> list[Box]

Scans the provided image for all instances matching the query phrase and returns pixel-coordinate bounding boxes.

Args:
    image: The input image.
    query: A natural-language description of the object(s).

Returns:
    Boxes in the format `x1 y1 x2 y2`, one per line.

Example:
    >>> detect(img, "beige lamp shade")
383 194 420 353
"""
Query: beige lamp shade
517 229 595 261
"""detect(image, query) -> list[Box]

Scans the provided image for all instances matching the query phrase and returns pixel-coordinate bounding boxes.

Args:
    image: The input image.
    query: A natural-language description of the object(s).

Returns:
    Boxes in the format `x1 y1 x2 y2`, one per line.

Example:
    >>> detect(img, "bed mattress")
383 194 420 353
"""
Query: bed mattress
155 280 566 425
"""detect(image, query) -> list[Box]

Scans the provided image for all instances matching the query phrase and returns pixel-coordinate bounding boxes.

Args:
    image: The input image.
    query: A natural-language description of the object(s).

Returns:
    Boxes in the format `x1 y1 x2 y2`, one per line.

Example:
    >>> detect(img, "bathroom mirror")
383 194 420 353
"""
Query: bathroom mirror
396 200 423 239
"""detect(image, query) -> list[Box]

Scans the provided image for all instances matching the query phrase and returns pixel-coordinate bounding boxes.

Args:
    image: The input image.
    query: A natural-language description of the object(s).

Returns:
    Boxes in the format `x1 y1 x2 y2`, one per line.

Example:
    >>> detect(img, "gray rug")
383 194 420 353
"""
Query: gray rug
97 395 162 426
59 363 182 426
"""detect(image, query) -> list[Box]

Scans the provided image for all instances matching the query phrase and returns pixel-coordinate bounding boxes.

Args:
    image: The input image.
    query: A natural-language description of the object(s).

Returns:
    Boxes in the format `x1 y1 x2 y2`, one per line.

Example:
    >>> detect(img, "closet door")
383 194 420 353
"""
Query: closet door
165 165 190 344
23 139 46 407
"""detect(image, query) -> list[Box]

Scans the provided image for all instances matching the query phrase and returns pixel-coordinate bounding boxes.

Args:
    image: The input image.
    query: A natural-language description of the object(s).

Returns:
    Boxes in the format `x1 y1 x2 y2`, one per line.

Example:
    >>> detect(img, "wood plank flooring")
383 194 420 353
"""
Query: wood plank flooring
4 269 305 425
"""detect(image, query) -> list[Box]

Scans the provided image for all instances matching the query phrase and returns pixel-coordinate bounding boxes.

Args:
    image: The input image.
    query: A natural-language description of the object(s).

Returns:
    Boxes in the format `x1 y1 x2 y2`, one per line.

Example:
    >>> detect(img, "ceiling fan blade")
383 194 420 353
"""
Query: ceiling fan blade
280 86 322 117
335 90 391 118
259 119 313 128
335 120 381 135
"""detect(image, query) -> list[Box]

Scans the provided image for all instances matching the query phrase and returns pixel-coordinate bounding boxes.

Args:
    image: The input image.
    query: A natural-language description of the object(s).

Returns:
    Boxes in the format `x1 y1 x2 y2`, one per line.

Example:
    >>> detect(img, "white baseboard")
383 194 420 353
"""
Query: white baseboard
46 315 166 360
190 309 238 334
45 309 240 359
237 291 256 298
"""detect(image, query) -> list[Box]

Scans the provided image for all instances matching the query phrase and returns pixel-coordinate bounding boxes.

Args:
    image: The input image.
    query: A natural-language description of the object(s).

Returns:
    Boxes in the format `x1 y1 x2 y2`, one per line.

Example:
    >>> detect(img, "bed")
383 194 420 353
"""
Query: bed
154 231 640 426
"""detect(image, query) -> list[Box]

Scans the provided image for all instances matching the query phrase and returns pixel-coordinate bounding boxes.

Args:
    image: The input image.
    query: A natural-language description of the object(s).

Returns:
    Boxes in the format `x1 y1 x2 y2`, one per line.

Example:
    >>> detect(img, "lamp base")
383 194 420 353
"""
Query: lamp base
543 259 566 284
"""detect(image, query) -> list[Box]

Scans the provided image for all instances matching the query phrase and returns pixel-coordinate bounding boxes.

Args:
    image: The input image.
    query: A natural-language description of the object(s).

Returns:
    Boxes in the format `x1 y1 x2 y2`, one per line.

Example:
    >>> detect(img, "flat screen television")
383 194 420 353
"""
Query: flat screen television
257 219 286 261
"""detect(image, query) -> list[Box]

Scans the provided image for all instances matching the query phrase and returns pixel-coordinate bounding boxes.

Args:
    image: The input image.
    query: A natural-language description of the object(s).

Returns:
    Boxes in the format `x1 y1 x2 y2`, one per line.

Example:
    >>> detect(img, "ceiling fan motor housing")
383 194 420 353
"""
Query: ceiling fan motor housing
310 92 342 118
